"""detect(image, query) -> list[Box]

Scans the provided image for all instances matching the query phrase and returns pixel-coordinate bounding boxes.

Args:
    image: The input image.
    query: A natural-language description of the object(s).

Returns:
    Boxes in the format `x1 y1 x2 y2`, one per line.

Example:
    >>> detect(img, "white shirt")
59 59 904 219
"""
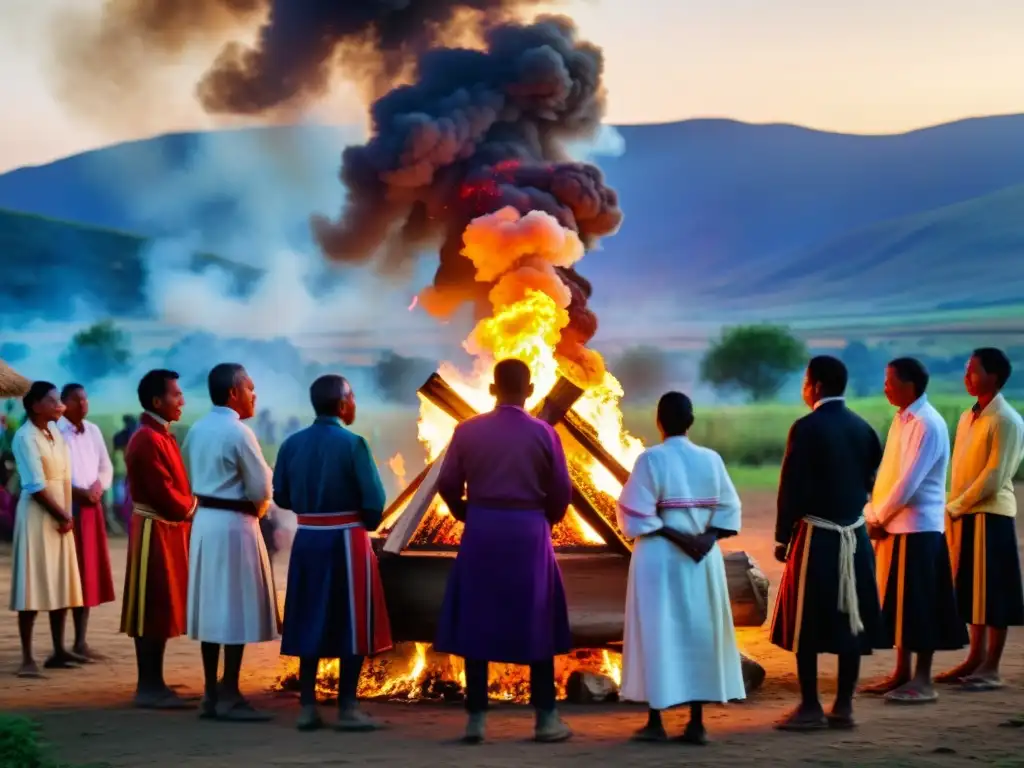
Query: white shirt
182 406 272 505
866 394 950 534
56 417 113 491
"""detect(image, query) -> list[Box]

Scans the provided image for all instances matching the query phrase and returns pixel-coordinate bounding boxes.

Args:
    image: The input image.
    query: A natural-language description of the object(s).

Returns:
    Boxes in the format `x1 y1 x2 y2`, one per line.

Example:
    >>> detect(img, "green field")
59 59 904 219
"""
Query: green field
71 393 1022 498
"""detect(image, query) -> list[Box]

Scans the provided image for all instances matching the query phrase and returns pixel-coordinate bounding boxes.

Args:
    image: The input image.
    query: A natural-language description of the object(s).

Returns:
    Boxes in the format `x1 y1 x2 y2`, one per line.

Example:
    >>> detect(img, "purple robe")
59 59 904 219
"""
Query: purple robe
434 405 573 664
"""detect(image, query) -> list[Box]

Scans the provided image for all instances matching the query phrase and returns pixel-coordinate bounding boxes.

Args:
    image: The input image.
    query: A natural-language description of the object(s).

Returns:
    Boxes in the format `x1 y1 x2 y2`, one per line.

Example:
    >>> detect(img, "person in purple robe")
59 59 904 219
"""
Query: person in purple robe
435 358 574 745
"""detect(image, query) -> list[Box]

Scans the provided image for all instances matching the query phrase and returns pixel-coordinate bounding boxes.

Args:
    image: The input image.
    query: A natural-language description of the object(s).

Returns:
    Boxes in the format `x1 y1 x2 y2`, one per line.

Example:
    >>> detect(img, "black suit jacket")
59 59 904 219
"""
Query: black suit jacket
775 399 883 546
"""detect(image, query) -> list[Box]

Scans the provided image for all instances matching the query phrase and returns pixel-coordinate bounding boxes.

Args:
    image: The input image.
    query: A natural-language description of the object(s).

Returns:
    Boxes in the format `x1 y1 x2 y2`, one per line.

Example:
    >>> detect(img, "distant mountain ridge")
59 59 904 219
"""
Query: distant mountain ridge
1 115 1023 321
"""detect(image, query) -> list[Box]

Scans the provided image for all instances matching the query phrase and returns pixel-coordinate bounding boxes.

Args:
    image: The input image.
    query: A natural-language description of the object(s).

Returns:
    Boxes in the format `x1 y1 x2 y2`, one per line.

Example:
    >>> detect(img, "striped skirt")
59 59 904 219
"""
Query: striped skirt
121 514 191 639
280 520 392 659
770 518 883 655
875 531 967 651
948 513 1024 629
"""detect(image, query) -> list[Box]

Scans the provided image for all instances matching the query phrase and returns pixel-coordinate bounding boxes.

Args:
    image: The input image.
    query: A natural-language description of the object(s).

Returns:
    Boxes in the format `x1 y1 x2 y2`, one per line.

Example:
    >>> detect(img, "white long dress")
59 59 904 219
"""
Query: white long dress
616 436 746 710
9 422 83 612
184 406 279 645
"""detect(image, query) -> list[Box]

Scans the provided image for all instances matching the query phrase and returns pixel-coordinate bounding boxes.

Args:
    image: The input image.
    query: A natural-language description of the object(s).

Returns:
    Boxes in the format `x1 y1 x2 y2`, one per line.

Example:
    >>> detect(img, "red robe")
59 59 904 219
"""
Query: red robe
120 413 197 639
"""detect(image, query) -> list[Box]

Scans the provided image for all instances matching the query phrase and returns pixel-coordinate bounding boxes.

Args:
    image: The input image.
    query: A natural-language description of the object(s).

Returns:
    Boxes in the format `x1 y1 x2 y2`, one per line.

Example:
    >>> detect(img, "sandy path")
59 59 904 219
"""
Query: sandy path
3 492 1024 767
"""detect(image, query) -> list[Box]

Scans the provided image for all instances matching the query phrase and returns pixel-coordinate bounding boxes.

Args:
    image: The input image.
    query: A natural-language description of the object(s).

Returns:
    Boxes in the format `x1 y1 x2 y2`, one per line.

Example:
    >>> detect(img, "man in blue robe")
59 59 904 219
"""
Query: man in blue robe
273 375 392 732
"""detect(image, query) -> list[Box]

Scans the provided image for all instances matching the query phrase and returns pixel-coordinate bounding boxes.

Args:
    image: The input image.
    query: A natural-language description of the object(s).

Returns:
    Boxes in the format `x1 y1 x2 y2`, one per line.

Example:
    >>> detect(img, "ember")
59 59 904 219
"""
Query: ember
278 643 622 704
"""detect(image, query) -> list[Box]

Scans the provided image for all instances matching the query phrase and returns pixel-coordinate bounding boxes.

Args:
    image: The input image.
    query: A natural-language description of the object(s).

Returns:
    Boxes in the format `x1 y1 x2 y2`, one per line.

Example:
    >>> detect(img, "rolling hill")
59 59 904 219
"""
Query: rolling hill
1 115 1023 328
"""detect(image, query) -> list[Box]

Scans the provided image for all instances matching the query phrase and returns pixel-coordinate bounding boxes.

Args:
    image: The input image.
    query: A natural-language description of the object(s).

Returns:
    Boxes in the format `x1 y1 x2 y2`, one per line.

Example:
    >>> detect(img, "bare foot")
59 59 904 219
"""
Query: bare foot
134 689 197 710
859 674 910 695
16 661 45 679
935 658 982 684
43 652 82 670
73 644 107 662
773 705 828 731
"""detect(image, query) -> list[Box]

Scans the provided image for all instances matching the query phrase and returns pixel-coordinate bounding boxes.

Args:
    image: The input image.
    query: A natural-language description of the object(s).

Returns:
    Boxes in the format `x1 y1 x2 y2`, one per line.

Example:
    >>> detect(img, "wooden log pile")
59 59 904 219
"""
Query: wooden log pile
374 371 772 648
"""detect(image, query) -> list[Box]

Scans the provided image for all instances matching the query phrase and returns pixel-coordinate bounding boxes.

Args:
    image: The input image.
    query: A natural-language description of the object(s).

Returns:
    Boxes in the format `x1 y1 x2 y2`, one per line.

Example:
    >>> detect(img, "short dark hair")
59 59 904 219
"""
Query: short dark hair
137 369 179 411
807 356 848 398
972 347 1012 389
310 375 351 417
60 383 85 402
23 380 57 413
493 359 531 397
208 363 246 407
657 391 695 437
888 357 929 398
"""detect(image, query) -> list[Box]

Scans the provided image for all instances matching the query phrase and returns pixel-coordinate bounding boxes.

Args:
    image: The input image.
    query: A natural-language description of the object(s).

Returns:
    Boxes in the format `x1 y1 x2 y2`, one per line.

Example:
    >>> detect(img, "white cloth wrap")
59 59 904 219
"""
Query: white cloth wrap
802 515 865 636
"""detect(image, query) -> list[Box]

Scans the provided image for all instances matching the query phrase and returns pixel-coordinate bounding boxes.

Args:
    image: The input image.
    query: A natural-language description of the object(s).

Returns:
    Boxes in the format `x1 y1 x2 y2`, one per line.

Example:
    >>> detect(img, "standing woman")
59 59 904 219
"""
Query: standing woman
9 380 85 677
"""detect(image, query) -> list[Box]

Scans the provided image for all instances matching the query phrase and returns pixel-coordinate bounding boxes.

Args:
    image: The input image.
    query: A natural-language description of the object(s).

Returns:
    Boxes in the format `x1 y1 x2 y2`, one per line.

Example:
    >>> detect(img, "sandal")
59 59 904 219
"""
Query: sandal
884 687 938 704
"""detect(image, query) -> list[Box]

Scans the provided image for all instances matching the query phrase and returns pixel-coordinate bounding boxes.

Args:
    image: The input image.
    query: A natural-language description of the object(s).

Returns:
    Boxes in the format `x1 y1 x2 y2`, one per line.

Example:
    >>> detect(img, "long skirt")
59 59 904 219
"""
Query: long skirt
72 500 116 608
121 513 191 639
280 525 392 659
435 506 571 664
770 519 883 655
187 507 280 645
948 513 1024 629
621 536 745 709
875 531 967 651
10 498 83 612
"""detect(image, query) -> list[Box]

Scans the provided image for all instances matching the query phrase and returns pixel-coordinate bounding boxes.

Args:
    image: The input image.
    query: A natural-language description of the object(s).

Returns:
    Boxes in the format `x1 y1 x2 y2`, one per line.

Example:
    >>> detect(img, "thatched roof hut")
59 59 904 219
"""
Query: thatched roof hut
0 359 30 399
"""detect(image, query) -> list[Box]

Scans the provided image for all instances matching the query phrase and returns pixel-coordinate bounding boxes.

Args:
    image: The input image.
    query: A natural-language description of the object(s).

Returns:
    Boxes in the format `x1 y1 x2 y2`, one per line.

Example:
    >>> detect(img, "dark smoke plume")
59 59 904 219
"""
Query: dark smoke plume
314 16 622 378
69 2 622 381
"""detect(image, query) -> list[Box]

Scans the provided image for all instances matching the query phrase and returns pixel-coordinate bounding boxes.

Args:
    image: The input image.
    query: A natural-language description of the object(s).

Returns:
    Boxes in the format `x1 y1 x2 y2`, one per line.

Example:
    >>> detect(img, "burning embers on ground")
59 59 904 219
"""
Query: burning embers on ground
279 644 622 704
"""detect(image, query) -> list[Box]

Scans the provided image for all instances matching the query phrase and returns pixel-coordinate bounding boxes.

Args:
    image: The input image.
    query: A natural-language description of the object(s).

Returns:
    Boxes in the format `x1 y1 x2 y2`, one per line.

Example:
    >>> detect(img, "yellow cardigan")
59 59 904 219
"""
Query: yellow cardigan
947 394 1024 519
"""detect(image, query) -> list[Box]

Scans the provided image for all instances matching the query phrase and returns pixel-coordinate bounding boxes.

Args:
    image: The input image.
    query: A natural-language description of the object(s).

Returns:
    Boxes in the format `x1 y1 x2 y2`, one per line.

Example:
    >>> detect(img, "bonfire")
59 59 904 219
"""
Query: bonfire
277 207 769 704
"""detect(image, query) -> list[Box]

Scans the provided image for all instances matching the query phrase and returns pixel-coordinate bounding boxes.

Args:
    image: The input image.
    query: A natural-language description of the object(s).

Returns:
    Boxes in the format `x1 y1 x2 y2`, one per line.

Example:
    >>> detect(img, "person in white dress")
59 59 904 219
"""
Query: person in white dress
9 381 85 677
616 391 746 744
184 363 278 721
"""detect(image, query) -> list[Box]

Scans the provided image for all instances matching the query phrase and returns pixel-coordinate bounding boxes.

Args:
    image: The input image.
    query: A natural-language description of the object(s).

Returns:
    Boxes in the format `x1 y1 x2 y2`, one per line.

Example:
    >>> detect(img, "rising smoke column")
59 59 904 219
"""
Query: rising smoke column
62 2 623 386
313 16 623 386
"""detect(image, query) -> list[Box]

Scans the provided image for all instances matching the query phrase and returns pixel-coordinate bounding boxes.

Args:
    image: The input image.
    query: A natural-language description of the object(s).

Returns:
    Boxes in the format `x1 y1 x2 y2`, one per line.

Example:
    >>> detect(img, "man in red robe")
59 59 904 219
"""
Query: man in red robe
120 369 197 709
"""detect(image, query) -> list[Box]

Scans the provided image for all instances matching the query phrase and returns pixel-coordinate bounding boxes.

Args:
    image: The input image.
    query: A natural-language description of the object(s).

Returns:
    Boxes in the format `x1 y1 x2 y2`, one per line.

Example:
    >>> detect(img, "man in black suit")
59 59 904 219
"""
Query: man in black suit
770 356 884 731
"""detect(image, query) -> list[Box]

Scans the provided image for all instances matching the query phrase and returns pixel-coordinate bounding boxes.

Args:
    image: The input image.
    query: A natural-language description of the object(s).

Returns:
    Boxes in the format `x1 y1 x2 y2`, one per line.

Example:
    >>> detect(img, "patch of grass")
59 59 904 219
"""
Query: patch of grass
0 714 108 768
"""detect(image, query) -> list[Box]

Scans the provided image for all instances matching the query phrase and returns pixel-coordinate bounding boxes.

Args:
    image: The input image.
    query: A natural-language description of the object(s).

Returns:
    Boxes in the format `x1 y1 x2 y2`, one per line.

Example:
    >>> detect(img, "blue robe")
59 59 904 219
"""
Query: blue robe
274 416 392 658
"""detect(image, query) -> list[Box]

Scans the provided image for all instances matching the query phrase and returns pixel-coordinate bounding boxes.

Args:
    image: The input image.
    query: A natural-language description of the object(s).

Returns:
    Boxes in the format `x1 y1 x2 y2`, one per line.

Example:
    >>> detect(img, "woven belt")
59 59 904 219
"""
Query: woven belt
803 515 866 635
133 502 187 526
296 512 363 530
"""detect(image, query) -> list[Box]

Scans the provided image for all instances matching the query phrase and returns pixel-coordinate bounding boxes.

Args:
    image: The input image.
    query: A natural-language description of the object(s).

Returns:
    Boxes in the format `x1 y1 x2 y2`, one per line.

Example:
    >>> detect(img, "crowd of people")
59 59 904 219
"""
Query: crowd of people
0 346 1021 746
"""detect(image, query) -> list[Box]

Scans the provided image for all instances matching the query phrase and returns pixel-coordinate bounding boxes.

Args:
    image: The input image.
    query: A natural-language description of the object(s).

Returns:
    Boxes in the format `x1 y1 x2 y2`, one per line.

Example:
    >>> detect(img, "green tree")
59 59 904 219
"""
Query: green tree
60 320 132 383
700 324 807 402
840 340 883 397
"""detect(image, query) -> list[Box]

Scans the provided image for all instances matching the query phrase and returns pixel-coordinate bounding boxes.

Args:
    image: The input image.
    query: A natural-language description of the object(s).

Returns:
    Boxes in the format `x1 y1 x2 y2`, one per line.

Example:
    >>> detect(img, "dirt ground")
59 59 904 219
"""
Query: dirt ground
4 492 1024 767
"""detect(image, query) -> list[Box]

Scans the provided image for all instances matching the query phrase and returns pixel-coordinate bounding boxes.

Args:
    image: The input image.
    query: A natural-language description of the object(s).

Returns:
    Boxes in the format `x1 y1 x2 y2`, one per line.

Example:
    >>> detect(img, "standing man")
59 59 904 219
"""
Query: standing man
860 358 966 702
121 369 197 708
616 391 745 745
274 375 392 732
184 363 278 722
435 359 573 744
58 383 116 661
770 356 884 731
938 348 1024 690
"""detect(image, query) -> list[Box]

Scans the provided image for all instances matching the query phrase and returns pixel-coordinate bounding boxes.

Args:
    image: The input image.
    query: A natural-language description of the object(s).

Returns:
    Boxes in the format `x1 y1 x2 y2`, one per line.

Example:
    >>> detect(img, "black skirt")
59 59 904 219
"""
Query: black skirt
949 513 1024 629
876 532 967 651
770 519 883 655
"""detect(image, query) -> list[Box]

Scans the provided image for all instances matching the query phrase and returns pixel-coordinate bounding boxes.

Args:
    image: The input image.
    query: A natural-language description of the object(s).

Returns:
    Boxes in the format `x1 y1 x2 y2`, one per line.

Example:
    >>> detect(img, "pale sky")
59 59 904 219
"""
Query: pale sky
2 0 1022 173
